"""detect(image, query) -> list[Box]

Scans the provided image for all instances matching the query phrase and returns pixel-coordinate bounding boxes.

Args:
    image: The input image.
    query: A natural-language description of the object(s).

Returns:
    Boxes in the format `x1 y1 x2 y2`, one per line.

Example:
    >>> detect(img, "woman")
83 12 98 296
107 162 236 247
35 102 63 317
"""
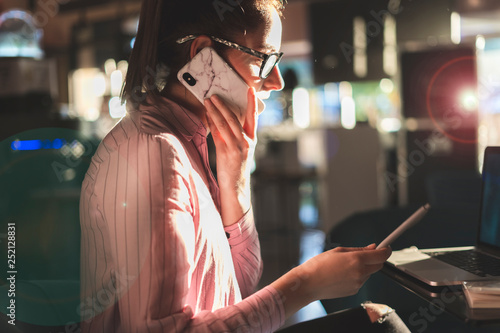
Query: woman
79 0 410 332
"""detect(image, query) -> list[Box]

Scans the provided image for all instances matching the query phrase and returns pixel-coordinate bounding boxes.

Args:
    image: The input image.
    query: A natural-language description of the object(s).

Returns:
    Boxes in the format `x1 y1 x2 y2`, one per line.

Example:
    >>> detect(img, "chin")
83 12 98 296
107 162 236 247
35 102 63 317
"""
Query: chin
257 97 266 114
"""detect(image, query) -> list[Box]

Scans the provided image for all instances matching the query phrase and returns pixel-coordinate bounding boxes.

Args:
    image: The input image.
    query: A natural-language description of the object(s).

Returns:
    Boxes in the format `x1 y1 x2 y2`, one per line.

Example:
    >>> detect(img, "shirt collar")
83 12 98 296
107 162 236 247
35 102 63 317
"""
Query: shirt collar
140 95 207 142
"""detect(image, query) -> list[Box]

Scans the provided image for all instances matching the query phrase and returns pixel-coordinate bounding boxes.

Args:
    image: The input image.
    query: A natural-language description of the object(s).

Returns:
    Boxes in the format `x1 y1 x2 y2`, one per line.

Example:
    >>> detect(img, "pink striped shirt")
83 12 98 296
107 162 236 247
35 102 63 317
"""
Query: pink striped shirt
79 96 285 332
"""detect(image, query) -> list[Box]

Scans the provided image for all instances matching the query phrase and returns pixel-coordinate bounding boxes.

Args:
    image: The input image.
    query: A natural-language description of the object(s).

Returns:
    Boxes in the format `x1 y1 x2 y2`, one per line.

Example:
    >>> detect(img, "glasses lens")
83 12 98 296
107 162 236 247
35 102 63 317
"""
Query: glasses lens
261 54 279 78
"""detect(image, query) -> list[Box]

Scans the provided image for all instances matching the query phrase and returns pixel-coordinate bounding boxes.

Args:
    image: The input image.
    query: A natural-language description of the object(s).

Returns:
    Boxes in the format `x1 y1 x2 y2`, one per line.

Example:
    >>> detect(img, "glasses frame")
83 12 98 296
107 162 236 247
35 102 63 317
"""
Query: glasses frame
176 35 283 79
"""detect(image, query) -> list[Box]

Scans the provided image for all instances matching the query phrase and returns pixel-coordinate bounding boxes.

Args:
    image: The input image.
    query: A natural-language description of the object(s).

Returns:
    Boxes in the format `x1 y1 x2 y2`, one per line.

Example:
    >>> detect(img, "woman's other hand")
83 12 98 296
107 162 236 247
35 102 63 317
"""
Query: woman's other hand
204 87 258 226
271 244 392 318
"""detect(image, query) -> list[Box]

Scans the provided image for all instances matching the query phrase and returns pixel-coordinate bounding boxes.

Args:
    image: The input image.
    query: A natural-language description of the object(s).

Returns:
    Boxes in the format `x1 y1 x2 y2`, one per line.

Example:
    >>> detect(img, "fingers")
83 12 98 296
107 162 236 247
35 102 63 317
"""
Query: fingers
331 246 364 252
243 87 258 140
355 256 387 283
204 88 258 145
205 109 220 138
332 244 376 252
358 247 392 265
204 96 244 144
331 246 391 265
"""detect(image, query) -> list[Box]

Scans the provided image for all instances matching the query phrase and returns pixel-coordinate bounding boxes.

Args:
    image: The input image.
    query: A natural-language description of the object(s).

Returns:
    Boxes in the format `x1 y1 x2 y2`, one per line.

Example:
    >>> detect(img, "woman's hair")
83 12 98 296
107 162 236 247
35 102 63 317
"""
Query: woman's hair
122 0 285 107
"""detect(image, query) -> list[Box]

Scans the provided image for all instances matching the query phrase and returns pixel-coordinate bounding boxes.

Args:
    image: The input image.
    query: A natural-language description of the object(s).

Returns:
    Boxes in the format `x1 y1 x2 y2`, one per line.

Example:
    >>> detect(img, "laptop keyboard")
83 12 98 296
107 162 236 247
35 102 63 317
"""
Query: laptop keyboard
428 250 500 277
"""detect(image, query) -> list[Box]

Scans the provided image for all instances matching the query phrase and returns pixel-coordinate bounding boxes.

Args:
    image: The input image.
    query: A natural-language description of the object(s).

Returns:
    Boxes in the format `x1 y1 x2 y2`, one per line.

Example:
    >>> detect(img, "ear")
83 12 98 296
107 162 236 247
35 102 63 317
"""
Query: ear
189 36 215 59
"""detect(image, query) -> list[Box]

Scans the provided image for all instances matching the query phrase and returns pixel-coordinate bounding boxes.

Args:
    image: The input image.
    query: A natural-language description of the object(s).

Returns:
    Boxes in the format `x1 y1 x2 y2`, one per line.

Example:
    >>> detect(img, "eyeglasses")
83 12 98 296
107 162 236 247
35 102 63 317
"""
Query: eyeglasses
176 35 283 79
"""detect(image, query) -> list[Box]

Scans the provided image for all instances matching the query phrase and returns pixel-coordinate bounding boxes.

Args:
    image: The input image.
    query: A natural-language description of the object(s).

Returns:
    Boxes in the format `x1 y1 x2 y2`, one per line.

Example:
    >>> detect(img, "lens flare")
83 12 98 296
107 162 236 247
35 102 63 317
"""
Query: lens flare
460 90 478 112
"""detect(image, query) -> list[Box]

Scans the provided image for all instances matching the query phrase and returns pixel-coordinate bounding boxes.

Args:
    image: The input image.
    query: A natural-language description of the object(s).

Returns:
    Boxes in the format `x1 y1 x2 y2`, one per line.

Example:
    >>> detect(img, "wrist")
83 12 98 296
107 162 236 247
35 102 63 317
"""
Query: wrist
293 264 316 305
270 265 315 319
219 177 252 227
219 191 250 227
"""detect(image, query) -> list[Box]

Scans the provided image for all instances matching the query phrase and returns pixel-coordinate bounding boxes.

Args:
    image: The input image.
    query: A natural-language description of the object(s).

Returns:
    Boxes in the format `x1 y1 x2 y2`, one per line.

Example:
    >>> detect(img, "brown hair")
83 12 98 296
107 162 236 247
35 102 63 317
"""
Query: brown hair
122 0 285 107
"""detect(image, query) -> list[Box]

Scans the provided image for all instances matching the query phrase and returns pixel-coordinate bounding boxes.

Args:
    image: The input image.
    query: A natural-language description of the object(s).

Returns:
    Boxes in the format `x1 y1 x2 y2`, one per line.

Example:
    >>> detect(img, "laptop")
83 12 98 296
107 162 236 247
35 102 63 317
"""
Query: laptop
387 146 500 286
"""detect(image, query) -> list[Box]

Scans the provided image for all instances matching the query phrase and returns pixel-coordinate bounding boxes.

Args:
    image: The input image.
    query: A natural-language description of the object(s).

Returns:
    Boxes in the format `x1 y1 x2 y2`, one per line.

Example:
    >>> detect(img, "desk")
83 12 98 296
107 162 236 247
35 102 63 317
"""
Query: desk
382 264 500 328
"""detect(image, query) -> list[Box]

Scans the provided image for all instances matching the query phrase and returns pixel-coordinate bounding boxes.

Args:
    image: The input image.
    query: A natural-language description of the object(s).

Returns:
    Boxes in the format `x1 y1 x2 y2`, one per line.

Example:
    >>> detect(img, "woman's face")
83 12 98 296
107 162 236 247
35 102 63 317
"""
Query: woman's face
224 8 285 113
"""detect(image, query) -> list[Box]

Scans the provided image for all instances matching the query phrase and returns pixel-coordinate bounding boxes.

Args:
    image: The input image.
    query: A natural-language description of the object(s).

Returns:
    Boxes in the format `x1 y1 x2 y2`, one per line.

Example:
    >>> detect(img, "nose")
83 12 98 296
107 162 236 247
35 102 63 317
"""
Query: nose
263 65 284 92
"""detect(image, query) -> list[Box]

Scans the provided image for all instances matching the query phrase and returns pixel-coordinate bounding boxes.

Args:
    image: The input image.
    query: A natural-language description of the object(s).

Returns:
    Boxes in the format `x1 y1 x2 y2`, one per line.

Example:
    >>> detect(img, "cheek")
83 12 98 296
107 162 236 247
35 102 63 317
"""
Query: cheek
248 64 261 78
236 59 261 85
236 63 261 88
226 53 260 84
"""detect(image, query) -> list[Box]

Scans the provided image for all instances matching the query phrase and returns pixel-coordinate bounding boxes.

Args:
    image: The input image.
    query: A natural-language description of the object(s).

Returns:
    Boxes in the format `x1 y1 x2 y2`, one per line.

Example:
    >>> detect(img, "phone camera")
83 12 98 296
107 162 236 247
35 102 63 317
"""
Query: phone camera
182 73 197 87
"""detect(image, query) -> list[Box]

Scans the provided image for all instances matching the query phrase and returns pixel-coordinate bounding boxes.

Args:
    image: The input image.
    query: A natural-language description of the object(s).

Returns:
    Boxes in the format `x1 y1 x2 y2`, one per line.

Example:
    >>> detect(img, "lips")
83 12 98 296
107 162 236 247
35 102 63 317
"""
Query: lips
256 91 270 114
256 91 271 100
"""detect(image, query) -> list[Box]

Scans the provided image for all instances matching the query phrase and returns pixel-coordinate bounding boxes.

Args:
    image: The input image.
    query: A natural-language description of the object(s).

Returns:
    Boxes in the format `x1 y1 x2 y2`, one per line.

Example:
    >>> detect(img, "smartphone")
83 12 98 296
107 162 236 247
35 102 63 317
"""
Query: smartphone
177 47 249 120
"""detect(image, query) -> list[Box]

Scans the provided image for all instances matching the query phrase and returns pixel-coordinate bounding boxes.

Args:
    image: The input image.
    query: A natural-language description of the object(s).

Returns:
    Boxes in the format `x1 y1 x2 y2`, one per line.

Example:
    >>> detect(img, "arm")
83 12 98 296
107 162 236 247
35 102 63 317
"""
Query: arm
225 208 263 299
203 88 392 320
204 89 257 227
80 130 283 333
205 89 263 298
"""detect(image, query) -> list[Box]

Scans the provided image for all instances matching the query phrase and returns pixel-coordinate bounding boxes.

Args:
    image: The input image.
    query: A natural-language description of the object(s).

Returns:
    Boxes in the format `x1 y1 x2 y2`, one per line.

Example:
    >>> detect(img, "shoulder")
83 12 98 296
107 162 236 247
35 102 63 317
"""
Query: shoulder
98 111 182 151
92 113 190 173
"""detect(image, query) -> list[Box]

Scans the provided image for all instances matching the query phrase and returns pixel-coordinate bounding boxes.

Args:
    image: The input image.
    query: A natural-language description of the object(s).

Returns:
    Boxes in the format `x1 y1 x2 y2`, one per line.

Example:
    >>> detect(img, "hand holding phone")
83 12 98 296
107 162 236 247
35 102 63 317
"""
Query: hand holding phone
177 47 250 121
376 204 430 249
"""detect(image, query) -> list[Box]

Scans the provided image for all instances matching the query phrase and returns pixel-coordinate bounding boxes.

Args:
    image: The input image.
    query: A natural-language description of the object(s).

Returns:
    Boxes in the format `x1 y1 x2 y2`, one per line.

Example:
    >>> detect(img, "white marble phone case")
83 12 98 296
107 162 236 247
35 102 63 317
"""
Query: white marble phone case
177 47 249 119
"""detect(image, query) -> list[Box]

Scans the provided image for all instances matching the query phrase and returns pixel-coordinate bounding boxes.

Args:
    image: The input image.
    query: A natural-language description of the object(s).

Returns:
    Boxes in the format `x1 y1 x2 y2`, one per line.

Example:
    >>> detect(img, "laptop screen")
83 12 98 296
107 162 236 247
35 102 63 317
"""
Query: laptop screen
478 147 500 249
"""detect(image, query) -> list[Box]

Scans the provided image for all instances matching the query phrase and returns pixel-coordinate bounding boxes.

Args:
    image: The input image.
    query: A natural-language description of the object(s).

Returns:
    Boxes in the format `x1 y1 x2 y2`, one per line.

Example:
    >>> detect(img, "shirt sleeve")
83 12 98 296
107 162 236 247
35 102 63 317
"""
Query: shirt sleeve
80 129 285 333
187 286 285 333
224 208 264 299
